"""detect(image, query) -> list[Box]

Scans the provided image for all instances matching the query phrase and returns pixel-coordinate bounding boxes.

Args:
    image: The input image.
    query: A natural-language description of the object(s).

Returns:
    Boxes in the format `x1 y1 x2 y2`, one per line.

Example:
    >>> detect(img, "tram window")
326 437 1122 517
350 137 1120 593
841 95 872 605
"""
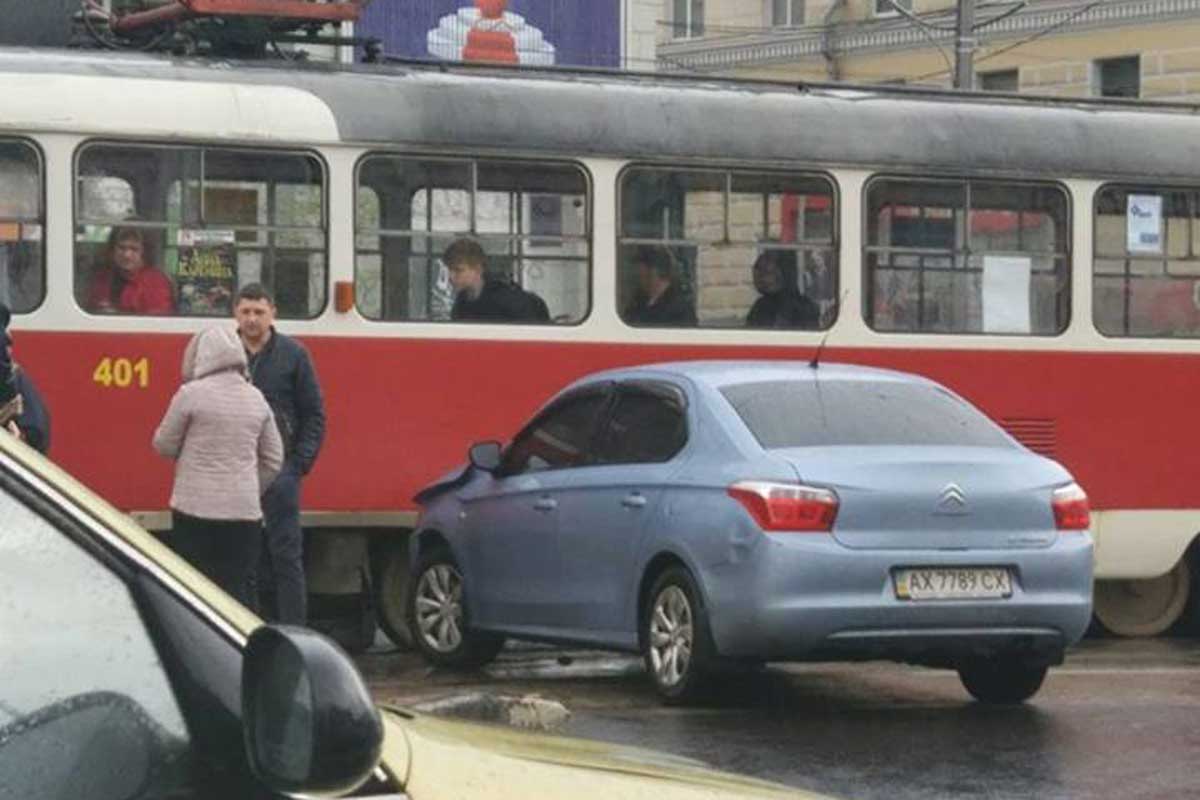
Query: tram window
0 140 45 313
1094 185 1200 338
74 142 326 318
865 178 1069 335
617 167 837 330
355 155 589 325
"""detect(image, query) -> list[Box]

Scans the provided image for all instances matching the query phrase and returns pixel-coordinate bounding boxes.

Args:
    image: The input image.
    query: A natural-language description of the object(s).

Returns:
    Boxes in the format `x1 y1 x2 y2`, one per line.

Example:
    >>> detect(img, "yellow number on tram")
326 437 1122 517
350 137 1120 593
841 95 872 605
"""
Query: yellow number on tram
93 357 150 390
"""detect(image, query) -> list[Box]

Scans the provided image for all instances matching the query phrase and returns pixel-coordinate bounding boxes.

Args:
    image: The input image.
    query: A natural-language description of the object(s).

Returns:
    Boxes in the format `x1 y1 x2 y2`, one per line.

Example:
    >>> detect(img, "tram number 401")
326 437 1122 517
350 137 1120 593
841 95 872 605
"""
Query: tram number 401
93 357 150 389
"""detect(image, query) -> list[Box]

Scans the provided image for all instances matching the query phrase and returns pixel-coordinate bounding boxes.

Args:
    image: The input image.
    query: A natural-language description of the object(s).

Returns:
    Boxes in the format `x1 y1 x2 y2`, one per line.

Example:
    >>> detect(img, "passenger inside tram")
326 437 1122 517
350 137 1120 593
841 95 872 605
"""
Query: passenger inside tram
624 245 697 327
86 226 175 315
443 237 550 323
745 249 820 330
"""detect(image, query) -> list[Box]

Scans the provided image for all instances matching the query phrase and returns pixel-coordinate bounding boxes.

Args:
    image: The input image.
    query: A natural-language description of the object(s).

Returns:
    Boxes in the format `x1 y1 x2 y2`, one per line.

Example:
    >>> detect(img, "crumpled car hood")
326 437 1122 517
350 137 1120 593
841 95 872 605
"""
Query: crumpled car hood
412 463 473 505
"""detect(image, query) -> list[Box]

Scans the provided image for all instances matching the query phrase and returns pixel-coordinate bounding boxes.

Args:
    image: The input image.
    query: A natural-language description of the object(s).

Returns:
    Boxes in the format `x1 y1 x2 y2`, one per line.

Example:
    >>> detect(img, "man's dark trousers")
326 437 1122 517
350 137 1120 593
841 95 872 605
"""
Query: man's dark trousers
260 464 306 625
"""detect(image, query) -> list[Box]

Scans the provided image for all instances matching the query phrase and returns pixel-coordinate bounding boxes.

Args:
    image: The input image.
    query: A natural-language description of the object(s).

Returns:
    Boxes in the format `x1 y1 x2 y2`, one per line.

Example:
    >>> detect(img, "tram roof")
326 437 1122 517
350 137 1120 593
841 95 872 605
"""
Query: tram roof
3 46 1200 182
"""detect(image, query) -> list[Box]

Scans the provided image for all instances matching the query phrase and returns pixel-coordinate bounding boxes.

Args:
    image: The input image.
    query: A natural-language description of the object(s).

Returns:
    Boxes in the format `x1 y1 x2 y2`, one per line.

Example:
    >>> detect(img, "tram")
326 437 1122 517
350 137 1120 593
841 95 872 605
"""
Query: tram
2 47 1197 645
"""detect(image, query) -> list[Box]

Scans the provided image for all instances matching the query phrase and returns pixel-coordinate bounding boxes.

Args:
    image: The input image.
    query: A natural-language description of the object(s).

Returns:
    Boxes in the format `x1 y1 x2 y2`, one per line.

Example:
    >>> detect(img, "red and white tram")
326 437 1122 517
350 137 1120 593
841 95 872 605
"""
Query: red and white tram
2 48 1198 645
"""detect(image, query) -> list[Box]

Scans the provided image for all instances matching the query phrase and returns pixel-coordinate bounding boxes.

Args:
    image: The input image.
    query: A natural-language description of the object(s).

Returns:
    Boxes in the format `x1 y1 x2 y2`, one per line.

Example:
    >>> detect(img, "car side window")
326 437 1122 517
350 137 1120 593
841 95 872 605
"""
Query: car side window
0 487 194 800
502 392 608 475
596 387 687 465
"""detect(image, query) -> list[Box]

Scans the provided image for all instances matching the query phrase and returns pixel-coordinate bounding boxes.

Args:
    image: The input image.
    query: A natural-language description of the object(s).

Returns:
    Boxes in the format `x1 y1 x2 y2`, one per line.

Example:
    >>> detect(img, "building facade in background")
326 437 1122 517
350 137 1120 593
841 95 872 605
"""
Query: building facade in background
657 0 1200 101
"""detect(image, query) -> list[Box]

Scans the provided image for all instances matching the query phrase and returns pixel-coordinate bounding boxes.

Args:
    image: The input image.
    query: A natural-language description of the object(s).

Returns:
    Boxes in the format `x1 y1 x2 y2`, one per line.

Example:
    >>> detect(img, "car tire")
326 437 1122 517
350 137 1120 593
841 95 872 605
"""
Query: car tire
373 539 414 650
642 566 714 705
957 658 1048 704
407 546 504 669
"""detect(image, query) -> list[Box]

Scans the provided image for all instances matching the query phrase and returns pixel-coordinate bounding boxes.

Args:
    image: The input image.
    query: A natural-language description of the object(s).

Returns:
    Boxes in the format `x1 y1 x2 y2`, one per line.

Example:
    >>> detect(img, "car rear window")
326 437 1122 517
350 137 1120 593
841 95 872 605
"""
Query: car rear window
720 379 1013 449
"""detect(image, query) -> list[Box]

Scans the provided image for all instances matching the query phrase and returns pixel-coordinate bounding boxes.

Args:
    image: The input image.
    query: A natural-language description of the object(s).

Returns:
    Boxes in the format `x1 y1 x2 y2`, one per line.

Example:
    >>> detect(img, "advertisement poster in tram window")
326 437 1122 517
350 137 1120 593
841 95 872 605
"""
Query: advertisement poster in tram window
176 229 235 315
357 1 621 68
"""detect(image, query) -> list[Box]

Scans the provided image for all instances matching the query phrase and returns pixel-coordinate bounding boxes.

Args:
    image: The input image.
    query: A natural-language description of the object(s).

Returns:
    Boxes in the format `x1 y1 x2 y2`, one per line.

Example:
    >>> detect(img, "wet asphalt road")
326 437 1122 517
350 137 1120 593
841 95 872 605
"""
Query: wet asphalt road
358 638 1200 799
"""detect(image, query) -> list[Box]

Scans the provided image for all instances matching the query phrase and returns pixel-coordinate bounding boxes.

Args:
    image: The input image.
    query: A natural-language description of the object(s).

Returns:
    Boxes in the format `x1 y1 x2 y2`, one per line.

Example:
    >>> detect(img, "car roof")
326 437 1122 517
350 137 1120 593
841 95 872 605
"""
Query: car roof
578 361 932 391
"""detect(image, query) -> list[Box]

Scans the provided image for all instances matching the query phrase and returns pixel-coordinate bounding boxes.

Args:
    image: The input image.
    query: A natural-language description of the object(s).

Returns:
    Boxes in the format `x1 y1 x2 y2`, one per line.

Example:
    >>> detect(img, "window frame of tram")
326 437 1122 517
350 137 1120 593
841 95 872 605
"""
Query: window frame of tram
353 153 592 326
1094 184 1200 339
616 164 839 331
73 141 329 319
863 176 1071 336
0 138 47 314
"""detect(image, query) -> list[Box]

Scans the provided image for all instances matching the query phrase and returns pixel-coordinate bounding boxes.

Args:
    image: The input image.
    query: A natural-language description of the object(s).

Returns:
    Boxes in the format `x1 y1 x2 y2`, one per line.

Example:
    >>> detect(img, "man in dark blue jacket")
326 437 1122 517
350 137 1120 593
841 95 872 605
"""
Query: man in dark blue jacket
235 283 326 625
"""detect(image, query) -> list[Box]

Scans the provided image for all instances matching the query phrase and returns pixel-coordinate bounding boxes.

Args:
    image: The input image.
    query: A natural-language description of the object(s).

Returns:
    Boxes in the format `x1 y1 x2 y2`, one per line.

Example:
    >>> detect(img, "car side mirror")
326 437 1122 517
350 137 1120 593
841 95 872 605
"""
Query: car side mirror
242 625 383 797
469 441 503 472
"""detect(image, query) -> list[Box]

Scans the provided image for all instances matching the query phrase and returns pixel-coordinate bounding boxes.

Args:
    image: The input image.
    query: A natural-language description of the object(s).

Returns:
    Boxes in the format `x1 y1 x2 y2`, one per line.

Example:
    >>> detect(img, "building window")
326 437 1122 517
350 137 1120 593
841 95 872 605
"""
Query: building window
75 142 326 318
0 140 44 313
874 0 913 16
1096 55 1140 98
979 69 1019 92
864 177 1070 335
673 0 705 38
355 155 590 324
1094 185 1200 338
618 166 837 330
772 0 804 27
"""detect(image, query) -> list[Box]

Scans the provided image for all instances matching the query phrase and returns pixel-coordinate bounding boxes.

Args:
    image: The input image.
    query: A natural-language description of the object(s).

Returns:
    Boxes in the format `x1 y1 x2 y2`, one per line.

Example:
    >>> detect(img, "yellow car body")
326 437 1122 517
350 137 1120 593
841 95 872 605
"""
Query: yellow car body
2 435 819 799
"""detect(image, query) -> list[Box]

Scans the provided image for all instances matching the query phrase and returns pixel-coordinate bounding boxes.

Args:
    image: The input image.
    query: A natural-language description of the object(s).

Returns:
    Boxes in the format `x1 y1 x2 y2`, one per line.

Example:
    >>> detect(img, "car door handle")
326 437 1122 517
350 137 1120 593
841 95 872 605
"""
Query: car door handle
621 493 647 509
533 496 558 512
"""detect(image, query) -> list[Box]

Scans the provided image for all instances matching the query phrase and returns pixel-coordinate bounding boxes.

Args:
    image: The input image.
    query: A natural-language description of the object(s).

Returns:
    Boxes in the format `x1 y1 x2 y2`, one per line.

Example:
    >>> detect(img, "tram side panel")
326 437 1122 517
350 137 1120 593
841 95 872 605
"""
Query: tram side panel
27 330 1200 640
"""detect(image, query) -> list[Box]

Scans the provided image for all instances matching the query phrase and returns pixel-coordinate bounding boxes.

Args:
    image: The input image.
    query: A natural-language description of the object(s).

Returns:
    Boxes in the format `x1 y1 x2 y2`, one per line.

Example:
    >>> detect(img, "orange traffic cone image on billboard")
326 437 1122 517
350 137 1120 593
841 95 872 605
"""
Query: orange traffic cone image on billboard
427 0 557 65
463 0 517 63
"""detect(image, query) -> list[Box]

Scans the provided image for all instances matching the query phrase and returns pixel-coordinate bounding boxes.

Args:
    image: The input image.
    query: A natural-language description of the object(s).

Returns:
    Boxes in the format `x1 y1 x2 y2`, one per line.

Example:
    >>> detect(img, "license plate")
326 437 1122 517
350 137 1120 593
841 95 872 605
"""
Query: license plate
894 567 1012 600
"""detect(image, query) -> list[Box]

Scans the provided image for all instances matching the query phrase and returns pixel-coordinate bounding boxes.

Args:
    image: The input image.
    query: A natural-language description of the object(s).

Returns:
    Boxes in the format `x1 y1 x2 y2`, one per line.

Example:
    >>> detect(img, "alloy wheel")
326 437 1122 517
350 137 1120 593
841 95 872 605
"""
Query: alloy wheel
414 563 464 653
649 585 694 688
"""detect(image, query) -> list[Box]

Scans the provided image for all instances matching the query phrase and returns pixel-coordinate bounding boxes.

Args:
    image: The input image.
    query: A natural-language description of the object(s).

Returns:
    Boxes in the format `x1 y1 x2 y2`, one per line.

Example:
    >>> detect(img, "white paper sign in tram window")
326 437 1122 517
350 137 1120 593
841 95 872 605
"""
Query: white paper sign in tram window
1127 194 1164 254
982 255 1032 334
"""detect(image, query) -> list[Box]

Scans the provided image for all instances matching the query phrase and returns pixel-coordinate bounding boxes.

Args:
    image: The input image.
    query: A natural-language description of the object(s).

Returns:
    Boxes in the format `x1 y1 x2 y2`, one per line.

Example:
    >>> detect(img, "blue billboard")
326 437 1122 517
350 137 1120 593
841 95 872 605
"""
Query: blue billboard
357 0 621 68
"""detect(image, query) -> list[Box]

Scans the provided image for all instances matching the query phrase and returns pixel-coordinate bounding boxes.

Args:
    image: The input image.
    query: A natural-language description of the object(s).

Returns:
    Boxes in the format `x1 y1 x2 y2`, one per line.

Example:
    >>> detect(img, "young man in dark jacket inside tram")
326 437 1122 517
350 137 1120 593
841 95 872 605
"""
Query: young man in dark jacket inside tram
624 244 697 327
234 283 326 625
443 237 551 323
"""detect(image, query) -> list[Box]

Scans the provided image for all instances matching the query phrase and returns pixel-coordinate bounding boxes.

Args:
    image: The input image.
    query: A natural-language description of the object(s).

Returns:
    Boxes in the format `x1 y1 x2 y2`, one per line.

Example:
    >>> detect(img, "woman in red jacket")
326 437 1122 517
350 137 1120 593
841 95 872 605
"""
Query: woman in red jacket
87 226 175 314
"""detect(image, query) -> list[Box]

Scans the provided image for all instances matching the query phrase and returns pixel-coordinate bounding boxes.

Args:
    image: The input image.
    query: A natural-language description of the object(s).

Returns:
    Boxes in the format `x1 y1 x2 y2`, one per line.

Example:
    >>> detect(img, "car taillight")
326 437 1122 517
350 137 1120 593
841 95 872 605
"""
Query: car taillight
1052 483 1090 531
728 481 839 532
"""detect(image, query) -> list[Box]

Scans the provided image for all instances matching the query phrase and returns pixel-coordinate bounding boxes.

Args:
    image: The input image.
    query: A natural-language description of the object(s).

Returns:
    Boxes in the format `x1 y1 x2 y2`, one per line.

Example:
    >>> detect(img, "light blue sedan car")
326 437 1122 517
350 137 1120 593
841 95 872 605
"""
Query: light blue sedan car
408 362 1094 704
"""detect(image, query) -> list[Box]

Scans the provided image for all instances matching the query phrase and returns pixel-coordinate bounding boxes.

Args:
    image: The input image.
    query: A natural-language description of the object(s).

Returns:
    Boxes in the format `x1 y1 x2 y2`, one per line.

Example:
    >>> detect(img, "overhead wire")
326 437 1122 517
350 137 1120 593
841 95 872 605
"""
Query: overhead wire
907 0 1109 82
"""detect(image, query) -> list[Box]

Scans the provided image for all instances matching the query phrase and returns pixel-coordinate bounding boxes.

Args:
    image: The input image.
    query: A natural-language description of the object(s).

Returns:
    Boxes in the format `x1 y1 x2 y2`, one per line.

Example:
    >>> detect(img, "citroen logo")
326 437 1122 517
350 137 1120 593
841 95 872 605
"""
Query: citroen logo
934 483 969 515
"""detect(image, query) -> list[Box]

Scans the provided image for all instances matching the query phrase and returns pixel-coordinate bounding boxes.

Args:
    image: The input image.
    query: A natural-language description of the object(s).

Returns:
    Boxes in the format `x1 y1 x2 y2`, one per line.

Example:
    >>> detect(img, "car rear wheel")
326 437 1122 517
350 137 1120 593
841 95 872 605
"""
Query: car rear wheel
407 547 503 669
642 567 714 704
958 658 1048 704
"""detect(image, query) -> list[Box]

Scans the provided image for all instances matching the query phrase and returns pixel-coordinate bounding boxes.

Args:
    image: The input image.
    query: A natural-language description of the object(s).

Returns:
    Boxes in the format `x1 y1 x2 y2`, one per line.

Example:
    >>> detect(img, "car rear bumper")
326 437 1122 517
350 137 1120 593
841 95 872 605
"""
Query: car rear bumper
704 531 1093 666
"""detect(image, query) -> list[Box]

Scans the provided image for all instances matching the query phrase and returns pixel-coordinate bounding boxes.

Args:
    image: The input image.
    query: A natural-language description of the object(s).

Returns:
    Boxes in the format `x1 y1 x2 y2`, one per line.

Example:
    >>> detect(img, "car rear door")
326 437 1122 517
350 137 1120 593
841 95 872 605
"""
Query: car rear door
552 380 689 642
463 386 611 631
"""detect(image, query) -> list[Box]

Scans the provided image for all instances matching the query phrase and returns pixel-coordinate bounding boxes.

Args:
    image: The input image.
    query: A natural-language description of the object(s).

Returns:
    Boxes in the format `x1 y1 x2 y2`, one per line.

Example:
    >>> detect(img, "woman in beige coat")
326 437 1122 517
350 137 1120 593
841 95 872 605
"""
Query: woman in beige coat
154 326 283 605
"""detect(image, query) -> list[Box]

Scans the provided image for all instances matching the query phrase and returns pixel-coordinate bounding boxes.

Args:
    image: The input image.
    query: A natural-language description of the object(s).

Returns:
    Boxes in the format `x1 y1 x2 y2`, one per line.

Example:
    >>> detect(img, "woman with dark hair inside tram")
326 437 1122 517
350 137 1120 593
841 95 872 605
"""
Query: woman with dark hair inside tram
87 225 175 315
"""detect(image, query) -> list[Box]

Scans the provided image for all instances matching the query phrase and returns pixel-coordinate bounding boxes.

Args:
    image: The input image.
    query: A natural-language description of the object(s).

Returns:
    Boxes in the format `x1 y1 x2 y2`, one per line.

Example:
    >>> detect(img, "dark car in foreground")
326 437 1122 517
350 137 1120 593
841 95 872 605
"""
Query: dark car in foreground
409 361 1094 704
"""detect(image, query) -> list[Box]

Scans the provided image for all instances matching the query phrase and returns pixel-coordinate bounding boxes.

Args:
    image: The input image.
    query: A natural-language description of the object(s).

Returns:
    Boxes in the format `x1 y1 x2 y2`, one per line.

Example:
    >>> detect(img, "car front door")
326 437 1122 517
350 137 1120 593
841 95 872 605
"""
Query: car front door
553 380 689 643
463 386 611 633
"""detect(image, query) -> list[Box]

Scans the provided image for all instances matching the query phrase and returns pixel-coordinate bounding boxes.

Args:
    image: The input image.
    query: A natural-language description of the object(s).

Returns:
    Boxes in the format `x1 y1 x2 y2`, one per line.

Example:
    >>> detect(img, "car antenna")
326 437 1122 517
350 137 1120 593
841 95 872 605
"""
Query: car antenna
809 330 831 370
809 290 849 370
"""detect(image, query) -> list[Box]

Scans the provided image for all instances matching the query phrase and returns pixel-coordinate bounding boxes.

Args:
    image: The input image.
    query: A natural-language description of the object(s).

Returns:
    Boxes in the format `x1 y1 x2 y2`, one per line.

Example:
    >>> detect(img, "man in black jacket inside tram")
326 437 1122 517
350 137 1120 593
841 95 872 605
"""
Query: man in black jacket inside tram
624 244 697 327
444 238 551 324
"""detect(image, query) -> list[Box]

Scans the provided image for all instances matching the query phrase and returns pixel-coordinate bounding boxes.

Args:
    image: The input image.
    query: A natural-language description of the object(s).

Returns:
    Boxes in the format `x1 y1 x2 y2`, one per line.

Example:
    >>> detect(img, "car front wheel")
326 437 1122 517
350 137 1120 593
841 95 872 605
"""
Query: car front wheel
958 658 1048 704
642 566 714 704
407 547 503 669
